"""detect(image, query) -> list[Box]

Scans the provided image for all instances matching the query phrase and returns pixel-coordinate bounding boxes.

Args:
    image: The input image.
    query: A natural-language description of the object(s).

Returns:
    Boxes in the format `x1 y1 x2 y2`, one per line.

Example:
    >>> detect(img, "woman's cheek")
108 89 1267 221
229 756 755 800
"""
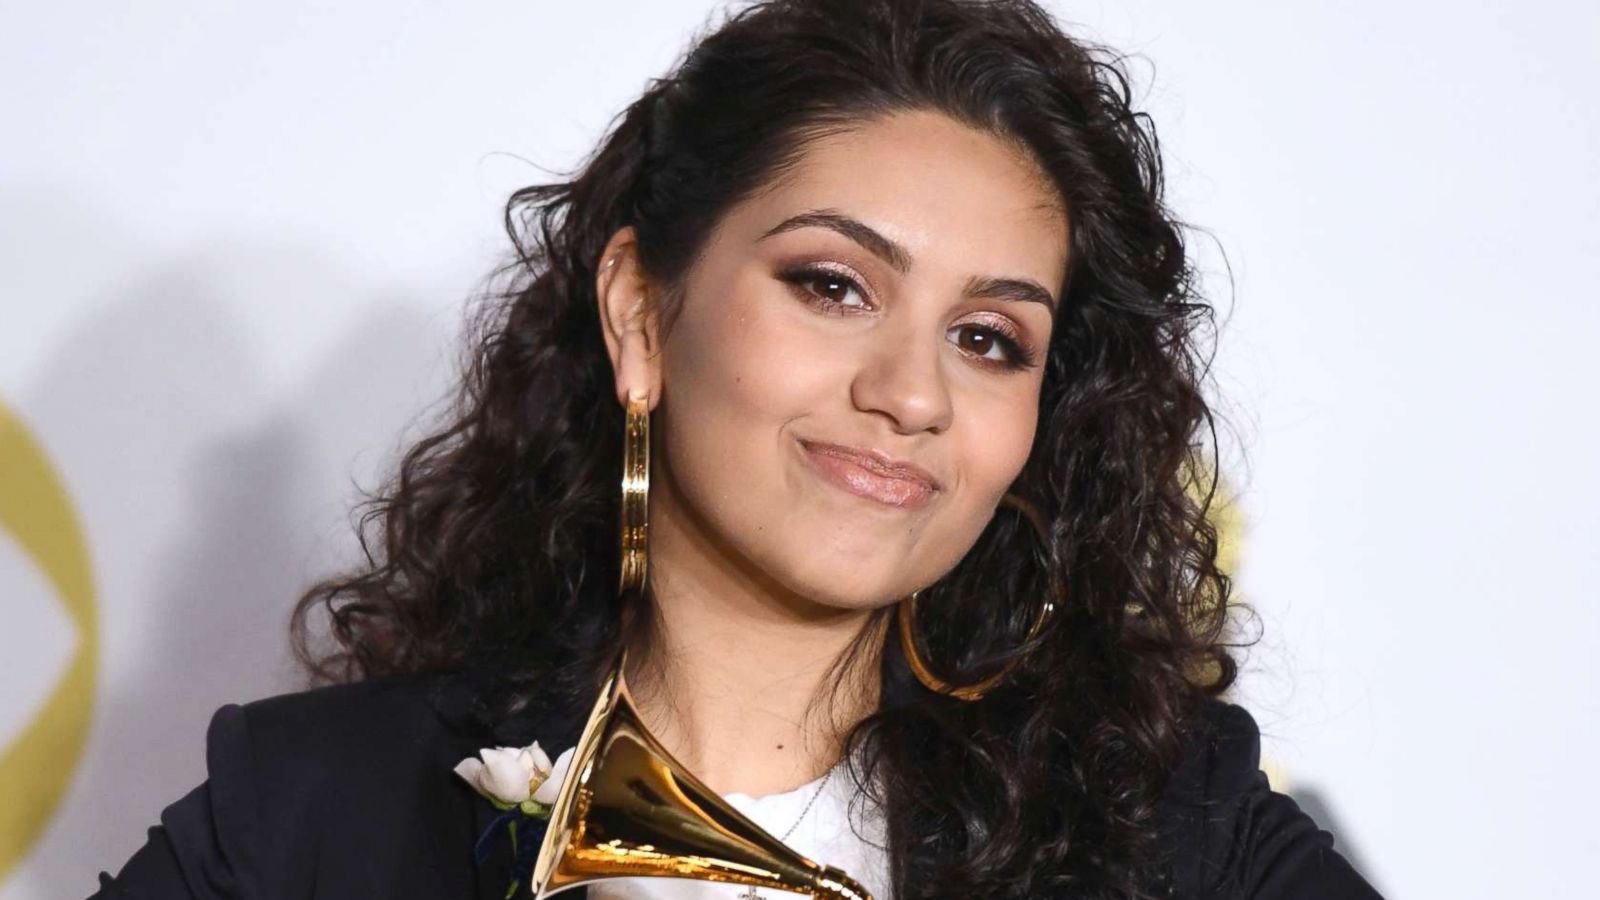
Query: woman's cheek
714 292 843 416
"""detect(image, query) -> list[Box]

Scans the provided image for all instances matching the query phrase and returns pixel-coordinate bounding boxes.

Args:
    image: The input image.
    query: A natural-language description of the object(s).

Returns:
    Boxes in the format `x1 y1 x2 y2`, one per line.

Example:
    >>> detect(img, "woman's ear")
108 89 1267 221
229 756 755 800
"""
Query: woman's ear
594 226 664 411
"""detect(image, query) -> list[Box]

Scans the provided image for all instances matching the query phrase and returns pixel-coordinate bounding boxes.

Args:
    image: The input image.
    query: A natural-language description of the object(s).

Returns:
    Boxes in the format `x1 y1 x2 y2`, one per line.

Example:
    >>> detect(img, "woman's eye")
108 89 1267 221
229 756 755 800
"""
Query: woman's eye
779 265 1036 370
778 266 870 311
947 323 1034 369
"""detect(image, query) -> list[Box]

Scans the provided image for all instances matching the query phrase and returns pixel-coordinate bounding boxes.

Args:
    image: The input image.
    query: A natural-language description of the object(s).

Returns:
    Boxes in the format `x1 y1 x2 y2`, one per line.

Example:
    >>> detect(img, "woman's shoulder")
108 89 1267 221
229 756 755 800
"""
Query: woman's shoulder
1161 696 1267 807
90 670 502 899
201 672 444 781
197 670 474 822
1155 697 1385 899
217 670 462 754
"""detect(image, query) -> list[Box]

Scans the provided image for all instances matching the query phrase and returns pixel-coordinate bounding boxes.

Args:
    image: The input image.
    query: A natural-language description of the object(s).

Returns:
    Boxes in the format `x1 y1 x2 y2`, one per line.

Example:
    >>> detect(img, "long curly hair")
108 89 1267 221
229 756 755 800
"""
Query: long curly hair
291 0 1244 896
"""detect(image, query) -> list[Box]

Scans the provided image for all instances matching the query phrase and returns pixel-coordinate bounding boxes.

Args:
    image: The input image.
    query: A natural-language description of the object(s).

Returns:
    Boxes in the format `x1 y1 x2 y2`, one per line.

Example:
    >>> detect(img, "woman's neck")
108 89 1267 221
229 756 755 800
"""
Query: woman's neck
621 563 885 798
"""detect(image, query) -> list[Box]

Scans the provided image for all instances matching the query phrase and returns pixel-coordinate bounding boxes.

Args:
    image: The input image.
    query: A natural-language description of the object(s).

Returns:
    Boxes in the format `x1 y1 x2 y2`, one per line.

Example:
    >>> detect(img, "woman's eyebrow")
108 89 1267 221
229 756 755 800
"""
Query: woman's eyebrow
760 209 913 273
758 208 1058 315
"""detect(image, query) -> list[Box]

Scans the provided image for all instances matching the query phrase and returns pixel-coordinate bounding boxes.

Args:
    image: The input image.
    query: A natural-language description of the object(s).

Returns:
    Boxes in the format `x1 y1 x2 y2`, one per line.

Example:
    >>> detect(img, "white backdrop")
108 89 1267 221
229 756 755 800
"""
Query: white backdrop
3 2 1596 898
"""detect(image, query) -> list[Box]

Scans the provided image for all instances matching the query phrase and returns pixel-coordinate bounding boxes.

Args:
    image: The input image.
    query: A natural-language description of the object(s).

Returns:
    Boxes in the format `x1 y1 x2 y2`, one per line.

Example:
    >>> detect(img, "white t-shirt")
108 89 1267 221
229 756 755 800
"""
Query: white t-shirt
586 764 892 899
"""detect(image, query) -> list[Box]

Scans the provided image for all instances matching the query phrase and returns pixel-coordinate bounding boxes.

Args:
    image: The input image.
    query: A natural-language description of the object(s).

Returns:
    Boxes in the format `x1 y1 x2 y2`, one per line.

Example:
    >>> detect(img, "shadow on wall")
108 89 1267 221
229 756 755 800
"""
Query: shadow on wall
1291 785 1382 892
3 192 463 898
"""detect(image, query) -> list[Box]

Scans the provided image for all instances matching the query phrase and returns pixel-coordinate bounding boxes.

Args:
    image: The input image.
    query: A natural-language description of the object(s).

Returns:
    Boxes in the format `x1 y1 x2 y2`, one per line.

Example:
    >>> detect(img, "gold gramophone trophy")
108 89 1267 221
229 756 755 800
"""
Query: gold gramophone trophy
528 647 872 899
528 393 873 899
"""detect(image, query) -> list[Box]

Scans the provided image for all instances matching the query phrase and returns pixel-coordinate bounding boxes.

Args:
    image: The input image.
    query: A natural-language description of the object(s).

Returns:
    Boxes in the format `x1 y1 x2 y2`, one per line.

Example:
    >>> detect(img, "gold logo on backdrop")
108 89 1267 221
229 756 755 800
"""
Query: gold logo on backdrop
1208 469 1244 604
0 400 98 884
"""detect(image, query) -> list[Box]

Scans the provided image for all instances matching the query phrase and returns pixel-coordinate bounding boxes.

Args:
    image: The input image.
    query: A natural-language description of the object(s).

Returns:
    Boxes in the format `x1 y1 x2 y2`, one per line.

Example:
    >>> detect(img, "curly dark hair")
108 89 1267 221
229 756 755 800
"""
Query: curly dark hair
291 0 1245 896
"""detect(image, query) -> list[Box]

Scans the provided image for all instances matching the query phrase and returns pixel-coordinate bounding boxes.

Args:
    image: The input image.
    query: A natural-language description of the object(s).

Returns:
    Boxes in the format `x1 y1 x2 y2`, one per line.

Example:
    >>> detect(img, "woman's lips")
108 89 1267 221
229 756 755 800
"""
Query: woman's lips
797 439 939 509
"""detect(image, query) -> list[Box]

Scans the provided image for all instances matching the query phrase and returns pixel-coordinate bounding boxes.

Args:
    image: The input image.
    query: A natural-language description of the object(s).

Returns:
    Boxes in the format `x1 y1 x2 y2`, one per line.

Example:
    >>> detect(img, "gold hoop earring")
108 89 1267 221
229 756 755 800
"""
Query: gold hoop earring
619 391 650 596
897 491 1061 701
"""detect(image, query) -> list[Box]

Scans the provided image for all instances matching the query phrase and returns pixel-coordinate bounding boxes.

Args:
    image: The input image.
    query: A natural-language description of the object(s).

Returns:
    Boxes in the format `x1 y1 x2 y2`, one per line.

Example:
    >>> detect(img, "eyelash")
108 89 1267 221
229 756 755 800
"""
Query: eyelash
776 263 1039 370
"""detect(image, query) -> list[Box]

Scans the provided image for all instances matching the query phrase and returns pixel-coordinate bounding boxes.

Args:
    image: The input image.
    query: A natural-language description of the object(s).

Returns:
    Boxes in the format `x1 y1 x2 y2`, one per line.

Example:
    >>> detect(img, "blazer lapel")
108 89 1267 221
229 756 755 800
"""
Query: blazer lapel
429 664 591 900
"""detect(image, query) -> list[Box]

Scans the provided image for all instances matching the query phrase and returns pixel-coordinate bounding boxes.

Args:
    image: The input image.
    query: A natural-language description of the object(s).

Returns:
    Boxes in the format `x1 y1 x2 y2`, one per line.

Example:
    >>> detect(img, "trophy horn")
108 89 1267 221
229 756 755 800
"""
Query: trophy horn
530 649 873 899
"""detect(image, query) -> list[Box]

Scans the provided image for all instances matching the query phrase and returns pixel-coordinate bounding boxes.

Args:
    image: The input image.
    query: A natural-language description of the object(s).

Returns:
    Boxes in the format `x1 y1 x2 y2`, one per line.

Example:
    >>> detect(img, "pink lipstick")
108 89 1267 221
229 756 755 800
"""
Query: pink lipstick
797 439 940 509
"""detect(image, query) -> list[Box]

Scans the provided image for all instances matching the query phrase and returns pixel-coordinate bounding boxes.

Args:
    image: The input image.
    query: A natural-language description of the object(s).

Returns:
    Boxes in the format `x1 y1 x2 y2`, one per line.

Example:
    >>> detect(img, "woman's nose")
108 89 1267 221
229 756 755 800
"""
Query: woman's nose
848 325 954 435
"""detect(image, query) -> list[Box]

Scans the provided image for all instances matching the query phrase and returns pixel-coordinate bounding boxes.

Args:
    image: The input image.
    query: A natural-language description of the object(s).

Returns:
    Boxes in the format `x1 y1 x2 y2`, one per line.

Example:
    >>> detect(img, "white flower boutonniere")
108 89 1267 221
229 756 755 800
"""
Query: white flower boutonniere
456 740 577 898
455 740 576 816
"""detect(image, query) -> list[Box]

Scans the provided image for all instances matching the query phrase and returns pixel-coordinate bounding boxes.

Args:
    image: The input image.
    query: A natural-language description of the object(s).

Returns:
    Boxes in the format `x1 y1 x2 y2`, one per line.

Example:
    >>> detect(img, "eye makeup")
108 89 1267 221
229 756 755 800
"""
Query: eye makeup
776 261 871 313
774 261 1042 371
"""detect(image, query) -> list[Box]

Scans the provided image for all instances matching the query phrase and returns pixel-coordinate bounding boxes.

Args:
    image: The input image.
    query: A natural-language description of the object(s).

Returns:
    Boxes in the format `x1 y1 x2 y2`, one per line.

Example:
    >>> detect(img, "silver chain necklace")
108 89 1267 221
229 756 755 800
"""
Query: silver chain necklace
736 764 840 900
779 762 837 841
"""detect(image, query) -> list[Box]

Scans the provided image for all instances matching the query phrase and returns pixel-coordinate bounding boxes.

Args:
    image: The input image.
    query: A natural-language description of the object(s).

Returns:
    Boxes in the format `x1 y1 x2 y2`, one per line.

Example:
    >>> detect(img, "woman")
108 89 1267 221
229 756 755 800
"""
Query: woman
90 0 1384 897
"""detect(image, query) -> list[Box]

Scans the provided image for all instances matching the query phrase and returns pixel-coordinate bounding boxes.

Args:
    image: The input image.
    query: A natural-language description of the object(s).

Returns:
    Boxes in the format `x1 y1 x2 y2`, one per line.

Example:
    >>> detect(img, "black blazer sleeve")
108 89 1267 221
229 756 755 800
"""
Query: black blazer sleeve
1164 700 1385 899
89 703 257 898
88 673 489 900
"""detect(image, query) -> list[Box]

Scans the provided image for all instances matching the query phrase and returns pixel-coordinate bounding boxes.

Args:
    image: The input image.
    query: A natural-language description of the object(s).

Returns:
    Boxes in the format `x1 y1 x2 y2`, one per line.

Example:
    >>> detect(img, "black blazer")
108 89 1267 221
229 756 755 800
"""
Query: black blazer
89 668 1384 899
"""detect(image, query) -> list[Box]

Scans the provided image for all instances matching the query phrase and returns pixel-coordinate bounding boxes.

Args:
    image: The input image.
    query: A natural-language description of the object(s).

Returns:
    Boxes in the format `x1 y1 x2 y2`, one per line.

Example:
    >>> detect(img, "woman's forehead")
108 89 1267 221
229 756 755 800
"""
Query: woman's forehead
721 110 1069 282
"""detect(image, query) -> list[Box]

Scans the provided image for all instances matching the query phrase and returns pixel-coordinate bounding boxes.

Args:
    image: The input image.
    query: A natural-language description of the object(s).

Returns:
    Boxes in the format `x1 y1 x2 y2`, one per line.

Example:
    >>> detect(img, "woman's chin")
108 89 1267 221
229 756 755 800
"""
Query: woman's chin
764 565 911 618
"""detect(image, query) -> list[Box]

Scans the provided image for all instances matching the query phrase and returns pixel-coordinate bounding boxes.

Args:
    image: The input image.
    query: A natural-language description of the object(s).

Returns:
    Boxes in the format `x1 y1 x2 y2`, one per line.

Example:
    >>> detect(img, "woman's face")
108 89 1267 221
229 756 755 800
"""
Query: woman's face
618 109 1068 612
